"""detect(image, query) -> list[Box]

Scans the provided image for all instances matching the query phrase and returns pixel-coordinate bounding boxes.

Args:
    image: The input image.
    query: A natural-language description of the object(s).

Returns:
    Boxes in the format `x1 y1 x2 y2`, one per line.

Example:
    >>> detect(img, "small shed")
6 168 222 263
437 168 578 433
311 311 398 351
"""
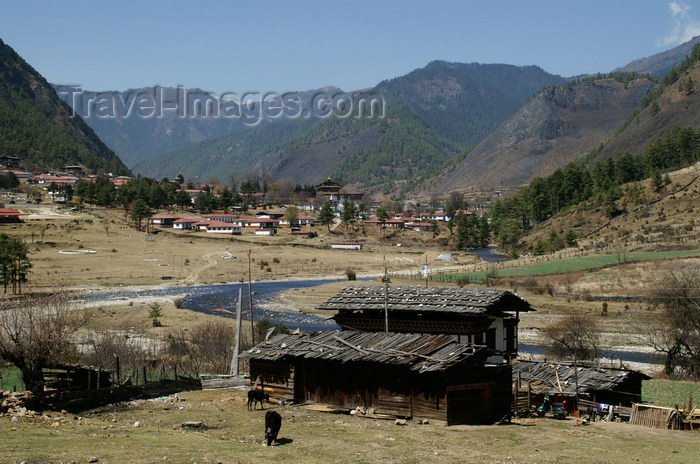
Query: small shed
240 331 512 425
512 360 650 411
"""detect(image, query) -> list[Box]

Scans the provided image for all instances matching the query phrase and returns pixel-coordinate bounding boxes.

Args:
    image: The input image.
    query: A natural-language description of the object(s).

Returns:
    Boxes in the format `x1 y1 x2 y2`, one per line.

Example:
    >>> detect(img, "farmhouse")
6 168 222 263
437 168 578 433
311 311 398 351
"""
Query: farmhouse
189 220 241 234
233 217 280 229
320 286 534 361
256 211 285 220
0 208 24 223
31 174 79 188
198 220 241 235
240 331 512 425
149 213 179 227
202 213 238 223
173 217 201 230
0 169 32 179
296 215 315 226
512 360 650 412
404 221 431 231
0 155 20 169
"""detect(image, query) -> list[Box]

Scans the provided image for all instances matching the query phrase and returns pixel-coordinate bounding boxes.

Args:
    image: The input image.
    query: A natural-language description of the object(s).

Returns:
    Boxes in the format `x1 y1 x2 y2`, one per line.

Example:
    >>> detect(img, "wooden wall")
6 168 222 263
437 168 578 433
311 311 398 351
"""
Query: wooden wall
445 365 512 425
250 358 512 425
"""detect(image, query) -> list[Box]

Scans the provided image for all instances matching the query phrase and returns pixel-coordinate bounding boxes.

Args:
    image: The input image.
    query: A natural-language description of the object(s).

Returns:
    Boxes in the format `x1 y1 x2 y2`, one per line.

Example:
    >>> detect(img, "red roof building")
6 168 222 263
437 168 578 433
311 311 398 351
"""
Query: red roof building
149 213 180 227
0 208 25 222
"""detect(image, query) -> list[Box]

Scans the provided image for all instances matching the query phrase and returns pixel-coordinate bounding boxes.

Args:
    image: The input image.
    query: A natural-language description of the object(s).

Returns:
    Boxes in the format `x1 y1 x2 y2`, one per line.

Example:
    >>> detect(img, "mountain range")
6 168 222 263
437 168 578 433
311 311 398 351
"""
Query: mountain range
3 35 700 196
131 63 565 194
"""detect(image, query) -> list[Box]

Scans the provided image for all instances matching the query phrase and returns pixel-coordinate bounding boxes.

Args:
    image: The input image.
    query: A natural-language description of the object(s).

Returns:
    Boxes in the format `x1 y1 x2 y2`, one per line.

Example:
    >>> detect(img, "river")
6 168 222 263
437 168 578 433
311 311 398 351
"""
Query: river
468 246 509 263
84 278 360 332
86 274 661 366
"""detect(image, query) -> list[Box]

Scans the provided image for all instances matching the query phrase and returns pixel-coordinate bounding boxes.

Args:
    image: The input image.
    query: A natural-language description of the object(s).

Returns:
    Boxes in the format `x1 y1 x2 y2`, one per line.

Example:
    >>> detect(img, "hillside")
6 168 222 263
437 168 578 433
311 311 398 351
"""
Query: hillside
136 105 457 196
594 60 700 163
76 87 250 167
615 35 700 77
134 115 319 181
0 39 130 175
374 61 566 149
66 86 344 168
523 160 700 254
266 106 458 194
435 75 657 192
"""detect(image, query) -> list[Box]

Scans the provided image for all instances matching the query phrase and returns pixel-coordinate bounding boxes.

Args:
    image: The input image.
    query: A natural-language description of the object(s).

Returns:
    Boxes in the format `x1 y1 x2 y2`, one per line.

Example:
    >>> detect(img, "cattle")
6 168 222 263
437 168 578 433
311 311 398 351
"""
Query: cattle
264 410 282 446
247 389 269 410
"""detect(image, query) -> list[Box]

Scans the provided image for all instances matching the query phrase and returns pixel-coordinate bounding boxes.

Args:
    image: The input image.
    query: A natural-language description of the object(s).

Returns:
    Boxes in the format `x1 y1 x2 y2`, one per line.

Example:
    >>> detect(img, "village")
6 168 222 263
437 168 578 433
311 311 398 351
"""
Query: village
2 157 700 463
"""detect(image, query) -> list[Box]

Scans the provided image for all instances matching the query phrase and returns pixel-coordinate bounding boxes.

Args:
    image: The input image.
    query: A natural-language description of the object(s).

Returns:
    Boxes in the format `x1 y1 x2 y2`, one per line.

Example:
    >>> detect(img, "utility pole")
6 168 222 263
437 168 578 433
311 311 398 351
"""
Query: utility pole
574 357 580 416
248 249 254 346
424 254 429 288
230 281 243 376
383 255 390 333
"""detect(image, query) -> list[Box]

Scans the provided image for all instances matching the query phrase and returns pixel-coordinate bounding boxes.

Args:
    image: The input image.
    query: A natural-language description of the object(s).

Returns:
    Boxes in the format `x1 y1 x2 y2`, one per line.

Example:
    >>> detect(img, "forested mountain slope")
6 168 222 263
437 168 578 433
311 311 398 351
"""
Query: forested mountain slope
0 39 130 175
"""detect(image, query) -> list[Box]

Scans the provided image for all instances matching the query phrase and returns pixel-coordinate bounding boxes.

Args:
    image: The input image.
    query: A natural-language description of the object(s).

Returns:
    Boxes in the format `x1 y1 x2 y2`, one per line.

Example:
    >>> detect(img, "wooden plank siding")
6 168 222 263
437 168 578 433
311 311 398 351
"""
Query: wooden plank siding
243 332 512 425
446 366 512 425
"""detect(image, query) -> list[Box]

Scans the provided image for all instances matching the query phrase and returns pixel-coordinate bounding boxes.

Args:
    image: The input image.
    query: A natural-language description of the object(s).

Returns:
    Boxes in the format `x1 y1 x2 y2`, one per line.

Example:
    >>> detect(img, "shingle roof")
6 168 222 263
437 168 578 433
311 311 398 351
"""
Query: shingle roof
240 330 487 374
318 286 534 314
512 360 650 396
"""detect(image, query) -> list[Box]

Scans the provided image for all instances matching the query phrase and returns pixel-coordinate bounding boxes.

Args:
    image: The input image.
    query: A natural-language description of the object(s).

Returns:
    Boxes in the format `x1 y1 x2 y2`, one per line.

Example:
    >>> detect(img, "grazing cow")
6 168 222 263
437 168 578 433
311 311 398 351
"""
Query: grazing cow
247 389 269 410
264 410 282 446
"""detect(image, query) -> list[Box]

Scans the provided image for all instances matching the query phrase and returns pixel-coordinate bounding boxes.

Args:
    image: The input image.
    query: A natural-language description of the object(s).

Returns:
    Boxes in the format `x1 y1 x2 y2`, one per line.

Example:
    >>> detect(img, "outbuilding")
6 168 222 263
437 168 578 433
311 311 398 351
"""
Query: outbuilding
512 359 650 413
240 331 511 425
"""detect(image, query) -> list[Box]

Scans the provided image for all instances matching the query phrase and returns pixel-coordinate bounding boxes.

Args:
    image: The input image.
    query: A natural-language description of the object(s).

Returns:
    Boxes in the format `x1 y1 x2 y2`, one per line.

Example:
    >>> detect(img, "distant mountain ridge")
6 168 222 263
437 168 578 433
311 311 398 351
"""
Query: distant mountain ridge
60 85 346 168
435 75 658 192
134 62 565 195
615 35 700 77
0 39 130 175
374 61 566 149
595 50 700 164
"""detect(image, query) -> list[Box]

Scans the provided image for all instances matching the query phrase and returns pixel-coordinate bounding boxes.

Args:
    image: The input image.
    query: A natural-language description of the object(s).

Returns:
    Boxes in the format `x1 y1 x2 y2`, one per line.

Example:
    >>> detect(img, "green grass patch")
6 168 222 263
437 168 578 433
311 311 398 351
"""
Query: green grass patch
642 379 700 408
432 250 700 282
0 367 24 391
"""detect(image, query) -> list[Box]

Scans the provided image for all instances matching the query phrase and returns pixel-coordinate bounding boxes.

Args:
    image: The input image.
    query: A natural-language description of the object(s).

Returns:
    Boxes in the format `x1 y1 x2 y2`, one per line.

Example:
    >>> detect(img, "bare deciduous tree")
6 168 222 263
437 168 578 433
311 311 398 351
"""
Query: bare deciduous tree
166 321 235 377
0 292 87 399
543 312 602 361
81 329 147 385
645 266 700 378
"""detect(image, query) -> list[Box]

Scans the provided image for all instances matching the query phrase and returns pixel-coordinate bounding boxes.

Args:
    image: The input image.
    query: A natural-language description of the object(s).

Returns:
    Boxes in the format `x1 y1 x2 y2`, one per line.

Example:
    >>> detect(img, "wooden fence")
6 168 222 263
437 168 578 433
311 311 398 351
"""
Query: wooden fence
629 403 685 430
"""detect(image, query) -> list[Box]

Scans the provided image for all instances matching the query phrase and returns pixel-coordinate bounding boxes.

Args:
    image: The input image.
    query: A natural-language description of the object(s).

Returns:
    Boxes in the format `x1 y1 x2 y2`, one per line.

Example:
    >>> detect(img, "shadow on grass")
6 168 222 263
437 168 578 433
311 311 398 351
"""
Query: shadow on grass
508 421 537 427
275 438 294 446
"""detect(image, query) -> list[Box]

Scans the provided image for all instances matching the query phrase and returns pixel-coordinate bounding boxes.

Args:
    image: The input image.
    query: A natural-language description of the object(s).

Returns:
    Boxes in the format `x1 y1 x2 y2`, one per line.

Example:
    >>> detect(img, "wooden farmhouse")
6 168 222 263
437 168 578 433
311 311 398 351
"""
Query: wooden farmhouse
240 331 511 425
320 286 534 361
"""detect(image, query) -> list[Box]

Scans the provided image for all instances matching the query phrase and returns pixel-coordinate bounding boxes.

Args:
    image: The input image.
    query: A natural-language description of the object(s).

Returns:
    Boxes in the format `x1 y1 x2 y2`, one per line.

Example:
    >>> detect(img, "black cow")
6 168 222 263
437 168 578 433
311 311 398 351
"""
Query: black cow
247 389 269 410
264 410 282 446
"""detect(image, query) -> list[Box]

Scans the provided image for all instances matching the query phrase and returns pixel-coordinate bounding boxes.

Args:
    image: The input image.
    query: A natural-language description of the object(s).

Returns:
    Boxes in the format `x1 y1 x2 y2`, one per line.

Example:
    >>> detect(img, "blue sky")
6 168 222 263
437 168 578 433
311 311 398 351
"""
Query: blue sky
2 0 700 94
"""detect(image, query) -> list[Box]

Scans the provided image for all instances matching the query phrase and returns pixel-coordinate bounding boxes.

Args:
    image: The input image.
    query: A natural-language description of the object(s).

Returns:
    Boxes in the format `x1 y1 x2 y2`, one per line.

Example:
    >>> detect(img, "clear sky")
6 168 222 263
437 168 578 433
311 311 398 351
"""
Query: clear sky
2 0 700 94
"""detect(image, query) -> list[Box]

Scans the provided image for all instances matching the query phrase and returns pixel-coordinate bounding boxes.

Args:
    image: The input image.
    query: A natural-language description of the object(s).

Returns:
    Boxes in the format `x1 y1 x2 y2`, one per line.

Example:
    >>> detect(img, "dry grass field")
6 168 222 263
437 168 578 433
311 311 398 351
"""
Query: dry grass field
1 207 466 290
2 389 699 464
